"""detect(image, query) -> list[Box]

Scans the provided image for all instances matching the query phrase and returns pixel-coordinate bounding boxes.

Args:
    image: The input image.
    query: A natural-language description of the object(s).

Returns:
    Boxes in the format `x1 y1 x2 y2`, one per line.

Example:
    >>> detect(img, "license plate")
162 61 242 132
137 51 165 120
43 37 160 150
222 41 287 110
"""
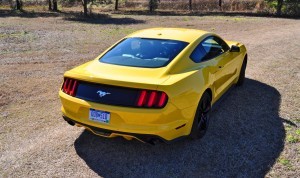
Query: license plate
89 108 110 124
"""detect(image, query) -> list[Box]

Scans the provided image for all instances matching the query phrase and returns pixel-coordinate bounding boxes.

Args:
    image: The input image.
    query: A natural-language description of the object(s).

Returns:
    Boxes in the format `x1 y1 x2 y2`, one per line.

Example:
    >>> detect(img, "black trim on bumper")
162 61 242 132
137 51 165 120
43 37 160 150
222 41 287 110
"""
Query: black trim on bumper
63 115 185 145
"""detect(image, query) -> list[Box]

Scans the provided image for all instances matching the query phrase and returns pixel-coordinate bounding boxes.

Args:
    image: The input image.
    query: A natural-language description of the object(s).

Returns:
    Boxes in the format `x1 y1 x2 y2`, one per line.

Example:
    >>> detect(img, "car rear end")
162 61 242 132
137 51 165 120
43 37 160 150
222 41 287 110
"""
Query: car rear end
59 75 196 144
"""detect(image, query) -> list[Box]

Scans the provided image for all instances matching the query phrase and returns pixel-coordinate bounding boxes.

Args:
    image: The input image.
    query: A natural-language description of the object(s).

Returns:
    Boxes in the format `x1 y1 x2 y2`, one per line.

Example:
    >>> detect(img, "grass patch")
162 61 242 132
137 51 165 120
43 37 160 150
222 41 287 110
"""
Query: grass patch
101 27 135 36
183 16 190 21
0 30 29 39
233 17 248 22
285 125 292 131
279 158 290 166
278 157 293 169
286 134 300 143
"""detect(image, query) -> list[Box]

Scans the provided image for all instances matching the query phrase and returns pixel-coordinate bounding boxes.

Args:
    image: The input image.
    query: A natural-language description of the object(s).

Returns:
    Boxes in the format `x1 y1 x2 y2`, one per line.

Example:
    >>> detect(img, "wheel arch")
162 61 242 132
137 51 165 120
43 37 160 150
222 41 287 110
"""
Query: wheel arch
244 53 248 63
189 87 212 139
204 88 213 102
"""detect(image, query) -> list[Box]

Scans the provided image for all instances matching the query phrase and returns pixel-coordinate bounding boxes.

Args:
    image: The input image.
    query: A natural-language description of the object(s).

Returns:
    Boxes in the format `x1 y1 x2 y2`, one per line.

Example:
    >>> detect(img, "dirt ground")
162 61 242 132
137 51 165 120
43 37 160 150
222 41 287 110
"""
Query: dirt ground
0 10 299 177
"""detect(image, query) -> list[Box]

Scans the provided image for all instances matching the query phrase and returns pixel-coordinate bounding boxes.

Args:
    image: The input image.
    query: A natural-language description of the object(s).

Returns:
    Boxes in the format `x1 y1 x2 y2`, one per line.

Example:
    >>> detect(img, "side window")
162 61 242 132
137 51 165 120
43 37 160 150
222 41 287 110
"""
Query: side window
190 45 206 63
213 36 230 52
190 36 230 63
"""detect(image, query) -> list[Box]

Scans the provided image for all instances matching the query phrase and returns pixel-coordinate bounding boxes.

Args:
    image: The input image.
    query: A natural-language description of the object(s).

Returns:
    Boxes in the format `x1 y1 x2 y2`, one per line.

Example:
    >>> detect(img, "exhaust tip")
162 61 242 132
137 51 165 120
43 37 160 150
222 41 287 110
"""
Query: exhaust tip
67 120 75 126
145 138 162 145
63 116 75 126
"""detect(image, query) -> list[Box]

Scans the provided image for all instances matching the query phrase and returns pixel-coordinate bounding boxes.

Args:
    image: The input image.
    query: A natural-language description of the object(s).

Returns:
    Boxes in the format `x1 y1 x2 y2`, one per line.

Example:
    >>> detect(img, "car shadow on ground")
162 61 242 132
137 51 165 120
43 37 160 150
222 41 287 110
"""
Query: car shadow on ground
74 78 285 177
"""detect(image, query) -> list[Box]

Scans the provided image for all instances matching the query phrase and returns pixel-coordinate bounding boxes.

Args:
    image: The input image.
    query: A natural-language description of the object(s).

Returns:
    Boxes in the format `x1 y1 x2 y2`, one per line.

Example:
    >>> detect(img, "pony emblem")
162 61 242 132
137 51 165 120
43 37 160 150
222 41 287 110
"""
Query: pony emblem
97 90 111 97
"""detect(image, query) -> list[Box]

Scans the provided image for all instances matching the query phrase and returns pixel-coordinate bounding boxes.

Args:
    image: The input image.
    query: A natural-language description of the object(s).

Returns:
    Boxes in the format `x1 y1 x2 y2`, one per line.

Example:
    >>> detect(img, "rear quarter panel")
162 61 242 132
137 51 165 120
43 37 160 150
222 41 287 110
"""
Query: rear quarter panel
226 41 247 81
158 70 205 110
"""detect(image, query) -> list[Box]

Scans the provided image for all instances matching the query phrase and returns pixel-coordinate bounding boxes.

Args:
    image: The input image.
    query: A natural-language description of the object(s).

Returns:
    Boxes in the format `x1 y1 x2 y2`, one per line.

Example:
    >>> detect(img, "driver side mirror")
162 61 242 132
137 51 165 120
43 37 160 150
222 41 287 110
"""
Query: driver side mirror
230 45 240 52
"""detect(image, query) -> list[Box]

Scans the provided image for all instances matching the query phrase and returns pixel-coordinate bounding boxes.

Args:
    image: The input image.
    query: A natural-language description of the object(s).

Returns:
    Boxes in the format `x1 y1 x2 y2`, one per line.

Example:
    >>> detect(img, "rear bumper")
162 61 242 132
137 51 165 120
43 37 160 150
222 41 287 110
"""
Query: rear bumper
63 116 186 144
59 90 197 142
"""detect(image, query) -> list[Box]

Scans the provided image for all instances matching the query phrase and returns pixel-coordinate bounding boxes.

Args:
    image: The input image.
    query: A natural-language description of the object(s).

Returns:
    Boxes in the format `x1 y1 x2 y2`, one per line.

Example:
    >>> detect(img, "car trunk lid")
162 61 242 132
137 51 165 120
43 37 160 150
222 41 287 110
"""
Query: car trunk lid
65 60 170 90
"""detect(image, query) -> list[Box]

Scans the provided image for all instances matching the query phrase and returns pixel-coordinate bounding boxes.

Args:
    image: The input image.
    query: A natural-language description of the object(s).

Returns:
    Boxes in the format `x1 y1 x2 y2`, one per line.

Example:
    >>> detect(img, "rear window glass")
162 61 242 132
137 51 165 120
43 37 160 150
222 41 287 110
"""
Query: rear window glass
100 38 189 68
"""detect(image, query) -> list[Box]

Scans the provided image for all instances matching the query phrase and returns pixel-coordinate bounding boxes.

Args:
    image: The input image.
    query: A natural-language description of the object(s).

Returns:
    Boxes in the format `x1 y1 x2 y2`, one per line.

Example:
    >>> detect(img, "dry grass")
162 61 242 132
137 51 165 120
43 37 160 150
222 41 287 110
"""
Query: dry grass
0 9 299 177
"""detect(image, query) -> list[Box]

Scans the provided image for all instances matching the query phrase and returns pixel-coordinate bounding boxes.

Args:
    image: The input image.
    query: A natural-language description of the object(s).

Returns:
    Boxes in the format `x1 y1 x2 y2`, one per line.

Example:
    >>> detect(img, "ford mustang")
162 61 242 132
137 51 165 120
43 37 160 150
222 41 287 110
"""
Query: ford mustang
59 28 247 144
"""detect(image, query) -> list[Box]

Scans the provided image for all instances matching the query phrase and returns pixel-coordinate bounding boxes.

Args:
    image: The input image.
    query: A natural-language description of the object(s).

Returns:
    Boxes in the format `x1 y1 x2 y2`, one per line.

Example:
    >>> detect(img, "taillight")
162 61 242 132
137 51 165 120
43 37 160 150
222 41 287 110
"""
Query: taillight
62 78 79 97
136 90 168 108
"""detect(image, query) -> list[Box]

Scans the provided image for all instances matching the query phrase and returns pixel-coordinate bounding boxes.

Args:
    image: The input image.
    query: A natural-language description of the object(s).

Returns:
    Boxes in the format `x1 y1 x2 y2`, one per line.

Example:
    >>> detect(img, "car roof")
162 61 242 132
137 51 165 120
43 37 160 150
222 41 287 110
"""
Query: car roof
126 28 210 43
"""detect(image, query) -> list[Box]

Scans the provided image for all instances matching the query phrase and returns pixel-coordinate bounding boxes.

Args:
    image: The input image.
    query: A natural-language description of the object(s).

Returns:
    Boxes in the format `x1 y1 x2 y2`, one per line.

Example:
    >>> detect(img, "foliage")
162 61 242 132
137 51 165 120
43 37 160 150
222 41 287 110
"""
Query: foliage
286 134 300 143
265 0 299 15
3 0 299 16
149 0 160 12
284 0 300 15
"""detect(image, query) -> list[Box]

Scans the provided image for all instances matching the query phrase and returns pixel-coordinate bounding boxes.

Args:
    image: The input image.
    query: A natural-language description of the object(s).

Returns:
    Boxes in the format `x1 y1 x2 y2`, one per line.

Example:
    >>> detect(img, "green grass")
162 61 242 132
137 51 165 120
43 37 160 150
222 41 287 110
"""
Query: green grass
278 157 293 170
0 30 29 39
286 134 300 143
183 16 190 21
233 17 245 21
279 158 290 166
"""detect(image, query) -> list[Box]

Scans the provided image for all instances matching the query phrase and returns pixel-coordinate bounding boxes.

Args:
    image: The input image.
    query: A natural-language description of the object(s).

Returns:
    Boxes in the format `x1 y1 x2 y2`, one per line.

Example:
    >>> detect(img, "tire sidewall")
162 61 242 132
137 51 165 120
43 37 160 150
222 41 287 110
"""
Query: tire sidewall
189 92 211 139
237 58 247 86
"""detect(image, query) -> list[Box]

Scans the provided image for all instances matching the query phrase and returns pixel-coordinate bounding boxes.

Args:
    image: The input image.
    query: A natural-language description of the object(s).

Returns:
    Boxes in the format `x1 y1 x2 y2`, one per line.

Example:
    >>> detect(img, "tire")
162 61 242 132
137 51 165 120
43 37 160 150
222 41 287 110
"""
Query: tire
189 92 212 139
236 57 247 86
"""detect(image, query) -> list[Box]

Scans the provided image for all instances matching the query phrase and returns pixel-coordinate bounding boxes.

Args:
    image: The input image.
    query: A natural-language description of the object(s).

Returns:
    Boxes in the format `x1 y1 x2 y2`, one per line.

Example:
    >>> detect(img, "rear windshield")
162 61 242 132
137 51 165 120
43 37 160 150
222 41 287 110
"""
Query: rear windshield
100 38 189 68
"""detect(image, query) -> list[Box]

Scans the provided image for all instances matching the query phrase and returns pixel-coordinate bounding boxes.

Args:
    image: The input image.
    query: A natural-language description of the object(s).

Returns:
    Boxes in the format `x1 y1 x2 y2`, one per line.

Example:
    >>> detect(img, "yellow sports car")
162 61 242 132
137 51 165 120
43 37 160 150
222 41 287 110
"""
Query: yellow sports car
59 28 247 144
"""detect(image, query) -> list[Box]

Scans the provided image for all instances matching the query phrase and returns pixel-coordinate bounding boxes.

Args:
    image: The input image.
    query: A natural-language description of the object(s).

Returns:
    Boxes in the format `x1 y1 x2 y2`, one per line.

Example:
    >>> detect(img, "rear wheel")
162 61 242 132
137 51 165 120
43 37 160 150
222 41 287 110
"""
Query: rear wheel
190 92 211 139
236 57 247 86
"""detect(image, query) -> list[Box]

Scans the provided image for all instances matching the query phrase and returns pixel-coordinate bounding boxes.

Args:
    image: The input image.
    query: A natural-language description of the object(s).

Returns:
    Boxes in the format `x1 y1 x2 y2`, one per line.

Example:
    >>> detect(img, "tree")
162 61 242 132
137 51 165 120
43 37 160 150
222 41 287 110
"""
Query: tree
115 0 118 10
149 0 159 12
15 0 22 10
276 0 283 15
47 0 58 11
267 0 284 16
48 0 52 11
53 0 58 11
189 0 192 11
284 0 299 16
82 0 88 16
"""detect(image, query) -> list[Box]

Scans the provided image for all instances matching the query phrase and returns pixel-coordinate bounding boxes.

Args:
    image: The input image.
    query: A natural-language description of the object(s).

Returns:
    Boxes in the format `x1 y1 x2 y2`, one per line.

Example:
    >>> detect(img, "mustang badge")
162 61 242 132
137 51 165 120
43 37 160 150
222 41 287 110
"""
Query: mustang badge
97 90 111 97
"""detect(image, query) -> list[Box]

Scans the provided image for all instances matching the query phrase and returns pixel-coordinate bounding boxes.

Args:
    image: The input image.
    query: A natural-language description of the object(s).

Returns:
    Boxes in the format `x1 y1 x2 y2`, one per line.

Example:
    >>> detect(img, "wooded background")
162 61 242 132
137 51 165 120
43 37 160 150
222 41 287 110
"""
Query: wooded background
1 0 299 17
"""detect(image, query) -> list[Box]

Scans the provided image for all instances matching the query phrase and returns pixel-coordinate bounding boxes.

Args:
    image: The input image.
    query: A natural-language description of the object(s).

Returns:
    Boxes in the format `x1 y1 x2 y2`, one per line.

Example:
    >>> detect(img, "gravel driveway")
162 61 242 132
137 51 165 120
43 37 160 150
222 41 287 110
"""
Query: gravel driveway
0 12 299 177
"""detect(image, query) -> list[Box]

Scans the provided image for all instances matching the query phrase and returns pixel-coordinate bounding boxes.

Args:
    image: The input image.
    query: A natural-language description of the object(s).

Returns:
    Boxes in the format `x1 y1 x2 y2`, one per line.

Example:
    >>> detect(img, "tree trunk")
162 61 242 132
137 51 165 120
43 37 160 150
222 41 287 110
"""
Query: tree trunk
149 0 159 12
276 0 283 15
53 0 58 11
115 0 118 10
16 0 22 10
189 0 192 11
149 0 153 12
83 0 88 16
48 0 52 11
